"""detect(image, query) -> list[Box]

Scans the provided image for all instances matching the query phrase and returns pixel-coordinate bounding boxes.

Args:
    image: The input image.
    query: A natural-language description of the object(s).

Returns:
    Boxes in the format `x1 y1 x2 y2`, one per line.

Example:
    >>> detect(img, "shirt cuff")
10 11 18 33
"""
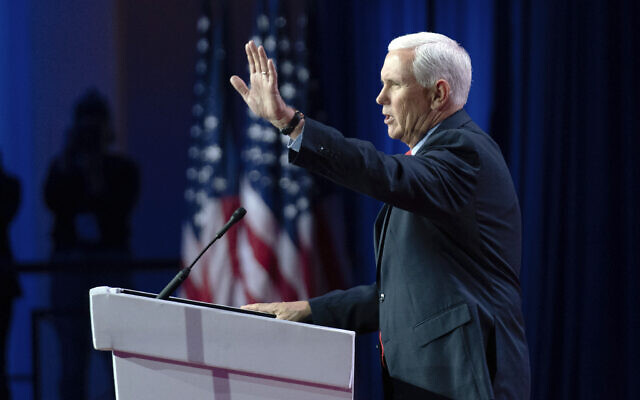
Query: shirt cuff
286 126 305 152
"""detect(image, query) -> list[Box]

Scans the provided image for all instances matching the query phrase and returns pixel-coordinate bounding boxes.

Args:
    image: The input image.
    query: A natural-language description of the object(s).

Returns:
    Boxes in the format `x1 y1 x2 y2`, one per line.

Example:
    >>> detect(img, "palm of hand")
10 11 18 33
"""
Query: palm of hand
245 73 287 121
230 41 291 126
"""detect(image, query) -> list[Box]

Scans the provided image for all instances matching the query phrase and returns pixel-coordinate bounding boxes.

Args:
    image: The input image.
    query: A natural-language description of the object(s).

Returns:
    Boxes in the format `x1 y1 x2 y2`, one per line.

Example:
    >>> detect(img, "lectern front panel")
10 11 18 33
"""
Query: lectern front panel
113 352 352 400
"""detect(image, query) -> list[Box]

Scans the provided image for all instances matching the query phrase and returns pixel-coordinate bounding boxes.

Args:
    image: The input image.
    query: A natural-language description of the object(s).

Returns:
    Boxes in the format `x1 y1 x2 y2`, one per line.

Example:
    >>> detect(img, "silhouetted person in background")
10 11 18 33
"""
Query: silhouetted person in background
0 154 20 400
44 88 139 399
45 88 139 258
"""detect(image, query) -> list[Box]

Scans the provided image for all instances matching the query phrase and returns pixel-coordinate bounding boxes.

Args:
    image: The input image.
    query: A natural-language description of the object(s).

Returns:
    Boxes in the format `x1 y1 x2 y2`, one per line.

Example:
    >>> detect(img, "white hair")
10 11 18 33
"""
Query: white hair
388 32 472 107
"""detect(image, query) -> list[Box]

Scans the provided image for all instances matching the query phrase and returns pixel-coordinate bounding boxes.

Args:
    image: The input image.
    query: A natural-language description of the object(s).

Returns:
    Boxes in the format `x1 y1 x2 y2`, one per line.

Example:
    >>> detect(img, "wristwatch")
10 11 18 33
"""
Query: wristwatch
279 110 304 136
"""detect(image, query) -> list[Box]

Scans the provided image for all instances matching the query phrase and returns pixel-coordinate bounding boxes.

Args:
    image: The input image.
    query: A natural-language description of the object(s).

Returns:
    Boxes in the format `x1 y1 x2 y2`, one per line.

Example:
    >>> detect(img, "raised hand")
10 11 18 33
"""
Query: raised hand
230 41 294 128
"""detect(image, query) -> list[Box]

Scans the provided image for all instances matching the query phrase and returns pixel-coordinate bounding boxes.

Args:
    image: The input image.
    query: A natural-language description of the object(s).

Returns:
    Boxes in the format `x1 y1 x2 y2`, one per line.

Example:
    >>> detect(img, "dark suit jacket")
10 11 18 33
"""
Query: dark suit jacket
290 109 530 399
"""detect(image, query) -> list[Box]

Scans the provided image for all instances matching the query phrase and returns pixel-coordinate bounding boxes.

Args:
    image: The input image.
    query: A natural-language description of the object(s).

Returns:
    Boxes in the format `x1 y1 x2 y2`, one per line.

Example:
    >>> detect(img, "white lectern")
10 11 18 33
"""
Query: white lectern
90 287 355 399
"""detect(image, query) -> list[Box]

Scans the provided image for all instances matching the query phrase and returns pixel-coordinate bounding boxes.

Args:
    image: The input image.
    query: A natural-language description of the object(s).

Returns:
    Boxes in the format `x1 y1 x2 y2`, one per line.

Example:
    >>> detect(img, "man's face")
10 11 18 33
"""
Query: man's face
376 50 433 147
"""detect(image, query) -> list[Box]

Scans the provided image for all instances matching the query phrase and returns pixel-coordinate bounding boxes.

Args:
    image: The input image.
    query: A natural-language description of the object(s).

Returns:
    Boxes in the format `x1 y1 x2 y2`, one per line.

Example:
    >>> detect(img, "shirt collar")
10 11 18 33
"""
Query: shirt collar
409 123 440 155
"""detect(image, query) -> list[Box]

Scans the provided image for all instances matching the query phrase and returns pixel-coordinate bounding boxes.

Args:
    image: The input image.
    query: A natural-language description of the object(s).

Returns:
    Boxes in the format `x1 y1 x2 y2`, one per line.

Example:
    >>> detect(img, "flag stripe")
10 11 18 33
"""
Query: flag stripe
244 224 299 301
181 1 349 307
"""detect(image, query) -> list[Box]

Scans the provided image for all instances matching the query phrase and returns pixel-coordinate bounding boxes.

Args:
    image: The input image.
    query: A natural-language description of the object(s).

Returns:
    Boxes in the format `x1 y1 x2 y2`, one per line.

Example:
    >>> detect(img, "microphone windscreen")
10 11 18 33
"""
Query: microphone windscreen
232 207 247 221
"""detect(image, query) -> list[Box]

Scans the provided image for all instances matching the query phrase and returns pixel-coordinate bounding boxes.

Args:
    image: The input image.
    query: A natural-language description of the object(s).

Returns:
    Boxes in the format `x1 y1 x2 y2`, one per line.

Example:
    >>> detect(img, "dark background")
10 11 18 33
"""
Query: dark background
1 0 638 399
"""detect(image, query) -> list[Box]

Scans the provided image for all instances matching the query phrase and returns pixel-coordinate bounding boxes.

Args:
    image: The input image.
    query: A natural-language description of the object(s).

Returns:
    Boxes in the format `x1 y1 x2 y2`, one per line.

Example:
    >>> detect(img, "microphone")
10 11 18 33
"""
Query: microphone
214 207 246 239
156 207 246 300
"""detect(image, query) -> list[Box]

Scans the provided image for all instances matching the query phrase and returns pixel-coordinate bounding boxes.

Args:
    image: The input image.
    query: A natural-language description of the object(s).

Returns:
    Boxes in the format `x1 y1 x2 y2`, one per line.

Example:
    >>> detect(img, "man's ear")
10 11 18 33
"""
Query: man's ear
431 79 451 110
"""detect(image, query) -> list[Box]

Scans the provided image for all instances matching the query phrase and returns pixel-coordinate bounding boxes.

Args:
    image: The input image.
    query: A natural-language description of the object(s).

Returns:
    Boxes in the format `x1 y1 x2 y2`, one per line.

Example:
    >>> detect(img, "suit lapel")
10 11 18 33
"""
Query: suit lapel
372 111 469 281
374 204 392 284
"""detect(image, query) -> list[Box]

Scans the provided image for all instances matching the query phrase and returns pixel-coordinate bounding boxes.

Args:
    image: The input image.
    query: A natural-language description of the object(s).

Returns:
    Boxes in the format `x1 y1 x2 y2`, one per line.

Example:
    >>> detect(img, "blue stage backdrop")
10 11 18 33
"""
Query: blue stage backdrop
1 0 638 399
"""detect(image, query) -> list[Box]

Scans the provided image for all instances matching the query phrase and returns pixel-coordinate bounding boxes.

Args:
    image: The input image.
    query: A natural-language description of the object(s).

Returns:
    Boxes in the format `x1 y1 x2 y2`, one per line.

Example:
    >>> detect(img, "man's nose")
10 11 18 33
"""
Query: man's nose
376 89 386 105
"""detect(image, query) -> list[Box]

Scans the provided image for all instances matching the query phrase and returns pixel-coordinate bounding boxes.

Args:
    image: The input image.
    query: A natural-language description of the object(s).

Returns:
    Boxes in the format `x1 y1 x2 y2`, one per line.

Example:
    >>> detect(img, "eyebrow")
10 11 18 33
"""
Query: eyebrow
381 78 400 85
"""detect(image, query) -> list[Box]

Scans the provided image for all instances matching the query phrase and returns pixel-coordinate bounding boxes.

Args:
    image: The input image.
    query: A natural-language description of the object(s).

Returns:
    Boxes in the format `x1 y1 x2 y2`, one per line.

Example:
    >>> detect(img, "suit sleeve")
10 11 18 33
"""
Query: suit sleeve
289 118 480 221
309 284 379 333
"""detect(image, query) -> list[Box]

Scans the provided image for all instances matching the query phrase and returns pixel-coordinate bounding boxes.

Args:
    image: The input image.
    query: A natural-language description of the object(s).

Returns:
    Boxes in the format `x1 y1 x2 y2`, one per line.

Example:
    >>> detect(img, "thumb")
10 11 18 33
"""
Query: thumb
230 75 250 100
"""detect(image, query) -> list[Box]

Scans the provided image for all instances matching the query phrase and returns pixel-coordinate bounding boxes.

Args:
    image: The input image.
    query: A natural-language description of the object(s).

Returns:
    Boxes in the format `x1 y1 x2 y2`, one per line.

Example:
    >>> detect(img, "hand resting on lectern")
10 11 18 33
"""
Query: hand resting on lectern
241 301 311 322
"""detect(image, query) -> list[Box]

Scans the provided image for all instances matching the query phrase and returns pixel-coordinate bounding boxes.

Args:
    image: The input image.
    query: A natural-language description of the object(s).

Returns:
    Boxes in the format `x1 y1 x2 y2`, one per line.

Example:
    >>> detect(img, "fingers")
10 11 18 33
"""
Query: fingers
241 302 261 311
242 301 311 322
233 41 284 120
241 302 276 314
267 58 278 86
229 75 249 99
245 42 256 74
246 41 273 77
257 45 269 75
246 41 268 75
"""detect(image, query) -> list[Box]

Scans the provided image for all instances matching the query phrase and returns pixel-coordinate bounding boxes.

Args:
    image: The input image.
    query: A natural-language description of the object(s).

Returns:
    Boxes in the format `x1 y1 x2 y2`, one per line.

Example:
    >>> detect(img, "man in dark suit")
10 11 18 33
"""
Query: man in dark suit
232 32 530 399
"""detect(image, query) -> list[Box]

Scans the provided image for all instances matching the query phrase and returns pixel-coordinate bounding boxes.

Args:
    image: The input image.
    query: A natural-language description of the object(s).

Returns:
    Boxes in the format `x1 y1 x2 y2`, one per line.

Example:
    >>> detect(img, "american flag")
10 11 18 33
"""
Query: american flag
181 0 348 306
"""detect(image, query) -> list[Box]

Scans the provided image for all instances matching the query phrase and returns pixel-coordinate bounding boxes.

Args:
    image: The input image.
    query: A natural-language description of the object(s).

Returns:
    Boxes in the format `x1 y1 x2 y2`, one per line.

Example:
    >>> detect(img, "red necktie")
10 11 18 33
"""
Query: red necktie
379 331 386 368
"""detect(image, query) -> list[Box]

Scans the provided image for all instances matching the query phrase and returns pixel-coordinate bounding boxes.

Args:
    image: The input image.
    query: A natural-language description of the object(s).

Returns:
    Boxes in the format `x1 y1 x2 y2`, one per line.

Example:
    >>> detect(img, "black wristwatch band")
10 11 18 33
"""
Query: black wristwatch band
279 110 304 136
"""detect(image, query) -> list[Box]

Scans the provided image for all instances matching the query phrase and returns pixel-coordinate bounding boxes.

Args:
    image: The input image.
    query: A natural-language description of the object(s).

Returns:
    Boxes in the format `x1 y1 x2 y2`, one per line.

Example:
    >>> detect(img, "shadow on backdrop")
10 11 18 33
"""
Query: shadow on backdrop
42 89 140 399
0 155 21 400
